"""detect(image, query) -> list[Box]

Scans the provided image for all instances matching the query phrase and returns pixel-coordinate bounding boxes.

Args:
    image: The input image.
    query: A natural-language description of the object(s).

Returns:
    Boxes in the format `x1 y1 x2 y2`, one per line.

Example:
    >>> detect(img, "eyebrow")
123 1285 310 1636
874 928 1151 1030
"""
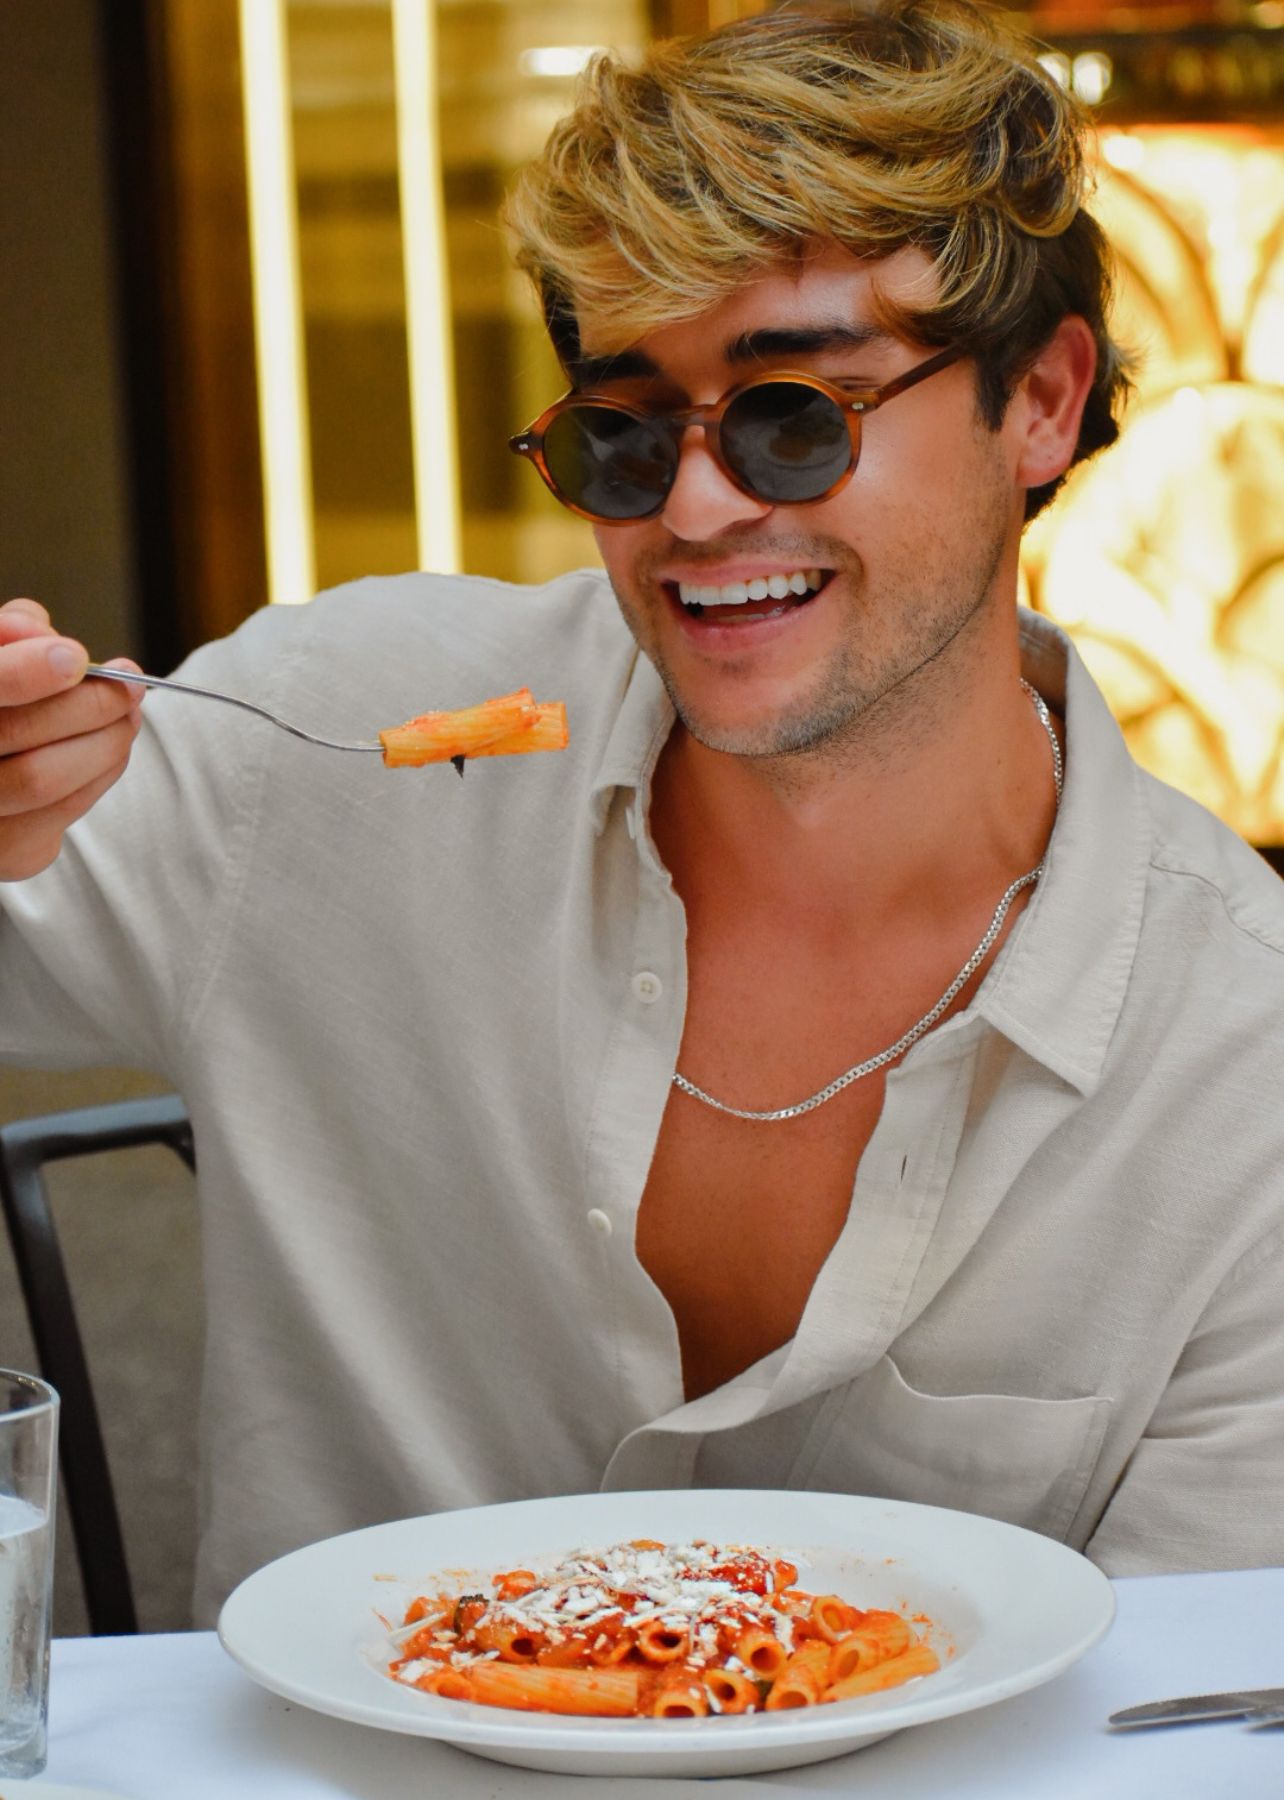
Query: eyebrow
568 349 659 388
567 322 895 389
725 322 896 365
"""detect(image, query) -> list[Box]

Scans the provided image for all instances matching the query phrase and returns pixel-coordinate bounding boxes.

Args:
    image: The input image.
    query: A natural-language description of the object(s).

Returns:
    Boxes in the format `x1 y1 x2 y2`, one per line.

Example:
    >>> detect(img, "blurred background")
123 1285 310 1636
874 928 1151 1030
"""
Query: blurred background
4 0 1284 840
1 0 1282 1633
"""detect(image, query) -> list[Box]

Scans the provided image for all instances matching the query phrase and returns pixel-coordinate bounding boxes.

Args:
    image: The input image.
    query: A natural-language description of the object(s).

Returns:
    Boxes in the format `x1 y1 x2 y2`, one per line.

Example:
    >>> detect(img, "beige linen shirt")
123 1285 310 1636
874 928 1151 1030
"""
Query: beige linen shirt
1 570 1281 1623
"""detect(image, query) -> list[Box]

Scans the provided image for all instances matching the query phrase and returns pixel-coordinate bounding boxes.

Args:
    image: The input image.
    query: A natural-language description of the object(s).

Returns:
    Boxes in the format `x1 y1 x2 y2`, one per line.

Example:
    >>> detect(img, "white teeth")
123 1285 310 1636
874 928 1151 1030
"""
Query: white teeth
676 569 826 609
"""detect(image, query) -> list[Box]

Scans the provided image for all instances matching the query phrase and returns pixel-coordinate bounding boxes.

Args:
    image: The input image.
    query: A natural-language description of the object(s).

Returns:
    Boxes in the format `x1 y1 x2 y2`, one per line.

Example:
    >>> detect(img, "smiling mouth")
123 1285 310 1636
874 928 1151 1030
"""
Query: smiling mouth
670 567 831 623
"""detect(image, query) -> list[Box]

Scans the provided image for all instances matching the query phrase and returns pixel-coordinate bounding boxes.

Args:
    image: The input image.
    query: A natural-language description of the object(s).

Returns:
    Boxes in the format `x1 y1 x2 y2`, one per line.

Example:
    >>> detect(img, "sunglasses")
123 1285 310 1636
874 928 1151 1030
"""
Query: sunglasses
508 345 963 524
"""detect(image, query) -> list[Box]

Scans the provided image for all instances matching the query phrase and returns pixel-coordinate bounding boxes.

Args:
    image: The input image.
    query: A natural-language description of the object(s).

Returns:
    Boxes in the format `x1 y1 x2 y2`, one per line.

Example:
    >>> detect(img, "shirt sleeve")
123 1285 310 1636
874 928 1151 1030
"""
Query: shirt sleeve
1084 1221 1284 1574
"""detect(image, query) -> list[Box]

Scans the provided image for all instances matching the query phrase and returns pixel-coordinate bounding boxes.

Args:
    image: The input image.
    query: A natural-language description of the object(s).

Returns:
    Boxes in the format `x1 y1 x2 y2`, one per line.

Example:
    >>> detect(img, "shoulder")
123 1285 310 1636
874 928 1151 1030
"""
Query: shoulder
1140 769 1284 963
202 566 628 703
305 565 623 655
1116 771 1284 1128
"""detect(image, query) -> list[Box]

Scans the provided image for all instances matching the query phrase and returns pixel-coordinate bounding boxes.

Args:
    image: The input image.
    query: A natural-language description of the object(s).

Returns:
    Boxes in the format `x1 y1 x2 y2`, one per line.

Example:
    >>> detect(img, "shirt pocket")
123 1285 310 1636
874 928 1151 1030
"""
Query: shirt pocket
788 1353 1111 1544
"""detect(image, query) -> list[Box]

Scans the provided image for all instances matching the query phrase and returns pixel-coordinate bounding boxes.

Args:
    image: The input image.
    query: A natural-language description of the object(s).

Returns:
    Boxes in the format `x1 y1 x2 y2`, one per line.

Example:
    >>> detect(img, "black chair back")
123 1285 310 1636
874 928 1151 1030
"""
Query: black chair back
0 1094 194 1635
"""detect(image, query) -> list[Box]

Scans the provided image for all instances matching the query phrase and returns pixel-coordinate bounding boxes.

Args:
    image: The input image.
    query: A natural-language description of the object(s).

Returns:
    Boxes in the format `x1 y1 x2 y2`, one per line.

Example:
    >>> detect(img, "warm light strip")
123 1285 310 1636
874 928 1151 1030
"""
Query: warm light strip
391 0 462 572
520 46 602 78
238 0 315 603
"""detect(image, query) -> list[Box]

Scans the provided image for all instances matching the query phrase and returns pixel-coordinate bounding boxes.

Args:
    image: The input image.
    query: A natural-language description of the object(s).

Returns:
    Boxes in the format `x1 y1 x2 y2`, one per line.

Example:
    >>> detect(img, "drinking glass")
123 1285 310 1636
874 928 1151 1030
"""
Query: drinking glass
0 1370 58 1778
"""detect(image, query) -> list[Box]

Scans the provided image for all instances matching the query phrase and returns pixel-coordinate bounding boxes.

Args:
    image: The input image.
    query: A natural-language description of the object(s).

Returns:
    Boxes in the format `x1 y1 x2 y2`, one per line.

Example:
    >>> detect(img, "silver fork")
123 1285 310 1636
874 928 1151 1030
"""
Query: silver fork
86 664 384 753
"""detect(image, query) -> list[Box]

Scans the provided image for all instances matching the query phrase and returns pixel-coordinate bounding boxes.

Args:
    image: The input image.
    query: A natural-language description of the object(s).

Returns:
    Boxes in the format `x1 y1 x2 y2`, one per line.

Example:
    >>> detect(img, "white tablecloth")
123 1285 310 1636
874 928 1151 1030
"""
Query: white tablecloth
37 1568 1282 1799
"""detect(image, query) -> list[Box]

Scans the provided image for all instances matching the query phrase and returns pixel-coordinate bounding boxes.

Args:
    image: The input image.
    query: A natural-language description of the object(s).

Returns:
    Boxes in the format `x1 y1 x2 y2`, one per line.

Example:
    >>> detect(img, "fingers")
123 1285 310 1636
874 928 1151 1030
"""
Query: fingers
0 755 138 882
97 656 147 709
0 663 142 755
0 597 53 638
0 623 90 707
0 599 145 880
0 707 142 818
0 600 144 701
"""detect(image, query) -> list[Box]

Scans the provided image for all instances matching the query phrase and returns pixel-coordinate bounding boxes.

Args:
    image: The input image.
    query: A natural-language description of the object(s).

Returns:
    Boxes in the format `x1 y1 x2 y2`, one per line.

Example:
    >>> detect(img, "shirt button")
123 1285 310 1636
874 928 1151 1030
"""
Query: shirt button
586 1208 613 1238
632 971 663 1003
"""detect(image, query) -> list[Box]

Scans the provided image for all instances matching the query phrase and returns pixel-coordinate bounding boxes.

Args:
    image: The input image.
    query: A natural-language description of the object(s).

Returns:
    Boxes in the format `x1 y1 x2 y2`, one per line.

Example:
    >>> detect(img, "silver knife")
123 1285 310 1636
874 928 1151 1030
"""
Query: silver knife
1245 1705 1284 1730
1110 1688 1284 1727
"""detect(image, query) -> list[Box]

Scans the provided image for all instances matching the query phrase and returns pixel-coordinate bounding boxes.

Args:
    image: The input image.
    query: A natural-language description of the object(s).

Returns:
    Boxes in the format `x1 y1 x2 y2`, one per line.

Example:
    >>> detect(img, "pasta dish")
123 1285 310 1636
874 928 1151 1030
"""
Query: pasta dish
384 1539 938 1718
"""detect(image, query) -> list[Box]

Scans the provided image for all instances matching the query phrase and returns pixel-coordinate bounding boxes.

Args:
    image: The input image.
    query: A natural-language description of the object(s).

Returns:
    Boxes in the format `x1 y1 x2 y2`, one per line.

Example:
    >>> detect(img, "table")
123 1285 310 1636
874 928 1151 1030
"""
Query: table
39 1568 1282 1799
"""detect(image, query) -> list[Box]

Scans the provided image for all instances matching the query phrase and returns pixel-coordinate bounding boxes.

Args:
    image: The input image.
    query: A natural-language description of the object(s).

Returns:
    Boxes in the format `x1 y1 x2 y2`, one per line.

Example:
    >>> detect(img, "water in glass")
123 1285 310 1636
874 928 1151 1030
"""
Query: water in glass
0 1371 58 1779
0 1493 52 1763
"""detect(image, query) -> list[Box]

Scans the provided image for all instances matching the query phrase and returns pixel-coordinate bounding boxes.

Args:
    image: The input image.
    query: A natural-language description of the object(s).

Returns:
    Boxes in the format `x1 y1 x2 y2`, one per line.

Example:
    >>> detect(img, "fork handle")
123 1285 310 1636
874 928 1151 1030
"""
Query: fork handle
84 664 385 753
85 663 292 726
89 664 235 701
88 664 230 699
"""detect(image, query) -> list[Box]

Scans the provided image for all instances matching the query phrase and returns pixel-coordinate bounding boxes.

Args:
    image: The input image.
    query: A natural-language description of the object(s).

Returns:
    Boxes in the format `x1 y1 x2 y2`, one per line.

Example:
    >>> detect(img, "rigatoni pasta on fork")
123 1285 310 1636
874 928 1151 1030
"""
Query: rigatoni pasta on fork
378 688 568 768
385 1540 939 1718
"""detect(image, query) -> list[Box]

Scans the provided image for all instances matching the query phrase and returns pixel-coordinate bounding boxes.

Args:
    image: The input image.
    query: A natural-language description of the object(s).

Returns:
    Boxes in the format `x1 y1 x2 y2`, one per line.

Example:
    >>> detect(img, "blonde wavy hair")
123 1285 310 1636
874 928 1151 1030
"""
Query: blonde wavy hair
503 0 1130 516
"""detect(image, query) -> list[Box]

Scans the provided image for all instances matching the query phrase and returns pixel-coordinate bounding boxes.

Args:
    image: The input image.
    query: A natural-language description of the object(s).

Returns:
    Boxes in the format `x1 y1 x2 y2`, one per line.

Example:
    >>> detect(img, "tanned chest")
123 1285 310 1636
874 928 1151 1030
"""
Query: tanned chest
635 929 891 1402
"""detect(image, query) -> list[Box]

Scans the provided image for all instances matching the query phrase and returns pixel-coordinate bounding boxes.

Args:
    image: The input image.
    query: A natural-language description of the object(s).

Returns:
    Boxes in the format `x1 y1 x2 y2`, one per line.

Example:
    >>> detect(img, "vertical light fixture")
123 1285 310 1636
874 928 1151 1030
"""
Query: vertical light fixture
391 0 462 572
238 0 316 604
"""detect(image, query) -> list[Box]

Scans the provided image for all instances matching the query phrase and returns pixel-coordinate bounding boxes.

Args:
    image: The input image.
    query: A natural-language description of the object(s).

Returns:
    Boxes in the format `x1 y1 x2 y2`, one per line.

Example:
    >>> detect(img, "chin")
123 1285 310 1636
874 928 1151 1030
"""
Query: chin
670 690 859 760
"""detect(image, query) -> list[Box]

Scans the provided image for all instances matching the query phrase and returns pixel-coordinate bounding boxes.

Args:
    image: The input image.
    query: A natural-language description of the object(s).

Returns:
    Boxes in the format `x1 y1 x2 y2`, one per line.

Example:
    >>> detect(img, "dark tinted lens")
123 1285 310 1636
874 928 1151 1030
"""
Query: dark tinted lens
721 383 852 503
542 406 675 520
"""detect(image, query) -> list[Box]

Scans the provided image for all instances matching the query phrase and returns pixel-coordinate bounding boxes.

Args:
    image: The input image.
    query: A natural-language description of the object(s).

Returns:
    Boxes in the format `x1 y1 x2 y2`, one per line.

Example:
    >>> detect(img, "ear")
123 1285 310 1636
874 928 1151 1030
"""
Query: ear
1009 315 1097 491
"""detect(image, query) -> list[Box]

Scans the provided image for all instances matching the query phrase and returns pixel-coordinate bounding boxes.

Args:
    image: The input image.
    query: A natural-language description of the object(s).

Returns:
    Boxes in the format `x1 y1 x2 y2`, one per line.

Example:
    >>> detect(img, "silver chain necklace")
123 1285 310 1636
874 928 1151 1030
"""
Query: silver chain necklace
670 680 1063 1124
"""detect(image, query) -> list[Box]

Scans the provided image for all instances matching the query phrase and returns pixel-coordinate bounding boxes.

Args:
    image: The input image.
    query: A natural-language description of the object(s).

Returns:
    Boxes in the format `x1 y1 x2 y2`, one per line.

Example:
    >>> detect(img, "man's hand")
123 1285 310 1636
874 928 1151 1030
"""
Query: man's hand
0 599 144 881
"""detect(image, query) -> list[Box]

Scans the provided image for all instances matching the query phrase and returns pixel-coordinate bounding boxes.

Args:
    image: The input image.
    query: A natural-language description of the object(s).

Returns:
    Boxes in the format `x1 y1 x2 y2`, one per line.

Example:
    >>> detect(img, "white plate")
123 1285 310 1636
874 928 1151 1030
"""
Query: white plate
218 1488 1115 1778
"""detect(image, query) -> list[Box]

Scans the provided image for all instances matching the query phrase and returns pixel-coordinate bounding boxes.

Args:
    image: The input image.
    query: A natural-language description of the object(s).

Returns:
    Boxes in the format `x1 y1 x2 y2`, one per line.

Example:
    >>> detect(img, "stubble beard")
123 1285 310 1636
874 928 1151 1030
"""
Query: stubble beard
609 510 1012 768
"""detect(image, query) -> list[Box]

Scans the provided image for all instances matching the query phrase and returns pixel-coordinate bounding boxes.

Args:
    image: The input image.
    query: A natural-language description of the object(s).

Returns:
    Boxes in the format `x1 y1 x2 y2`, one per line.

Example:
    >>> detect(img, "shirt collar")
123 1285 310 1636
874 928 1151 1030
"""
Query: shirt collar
588 646 673 838
587 607 1152 1096
971 610 1151 1097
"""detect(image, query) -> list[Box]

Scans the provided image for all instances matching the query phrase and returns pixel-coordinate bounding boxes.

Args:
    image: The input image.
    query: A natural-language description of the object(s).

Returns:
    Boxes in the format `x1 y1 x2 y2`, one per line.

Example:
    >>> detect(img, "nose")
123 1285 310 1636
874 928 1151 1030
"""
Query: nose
658 425 773 541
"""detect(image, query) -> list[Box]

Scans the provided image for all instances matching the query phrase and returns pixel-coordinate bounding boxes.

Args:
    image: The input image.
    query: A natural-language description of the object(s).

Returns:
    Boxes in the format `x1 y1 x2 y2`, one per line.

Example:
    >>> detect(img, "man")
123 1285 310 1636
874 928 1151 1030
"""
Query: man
1 0 1281 1624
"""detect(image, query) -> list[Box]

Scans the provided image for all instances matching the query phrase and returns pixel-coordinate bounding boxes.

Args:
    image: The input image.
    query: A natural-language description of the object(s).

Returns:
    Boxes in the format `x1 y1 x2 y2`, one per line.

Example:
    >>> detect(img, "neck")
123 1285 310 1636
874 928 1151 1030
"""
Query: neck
650 622 1061 931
